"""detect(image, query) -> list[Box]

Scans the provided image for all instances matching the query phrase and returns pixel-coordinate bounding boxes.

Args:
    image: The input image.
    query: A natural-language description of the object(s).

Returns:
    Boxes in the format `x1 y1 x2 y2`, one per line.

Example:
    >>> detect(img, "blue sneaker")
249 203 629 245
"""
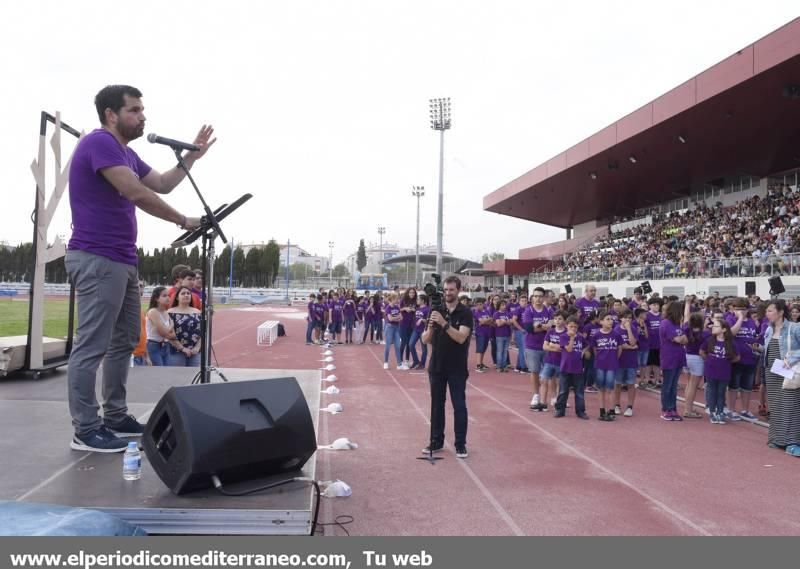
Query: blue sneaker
71 426 127 453
103 414 145 437
739 410 757 421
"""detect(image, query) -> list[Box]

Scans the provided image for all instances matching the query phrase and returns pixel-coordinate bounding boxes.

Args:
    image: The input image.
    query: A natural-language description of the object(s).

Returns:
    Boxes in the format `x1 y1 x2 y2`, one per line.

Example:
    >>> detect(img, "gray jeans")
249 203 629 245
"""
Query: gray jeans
64 249 139 435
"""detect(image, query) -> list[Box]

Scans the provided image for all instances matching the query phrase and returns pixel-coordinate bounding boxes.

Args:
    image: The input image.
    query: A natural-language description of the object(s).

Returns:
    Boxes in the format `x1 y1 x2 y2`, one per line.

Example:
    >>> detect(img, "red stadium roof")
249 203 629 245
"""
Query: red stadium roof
483 18 800 229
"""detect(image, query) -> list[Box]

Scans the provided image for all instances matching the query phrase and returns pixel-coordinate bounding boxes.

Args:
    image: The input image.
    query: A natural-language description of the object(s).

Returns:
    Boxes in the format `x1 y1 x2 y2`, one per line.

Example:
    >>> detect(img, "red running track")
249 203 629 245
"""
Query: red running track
210 305 800 536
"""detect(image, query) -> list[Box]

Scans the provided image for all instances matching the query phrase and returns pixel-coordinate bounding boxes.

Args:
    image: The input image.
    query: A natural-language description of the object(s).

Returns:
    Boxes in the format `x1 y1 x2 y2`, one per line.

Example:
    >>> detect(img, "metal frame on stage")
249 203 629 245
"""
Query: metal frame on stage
23 111 80 376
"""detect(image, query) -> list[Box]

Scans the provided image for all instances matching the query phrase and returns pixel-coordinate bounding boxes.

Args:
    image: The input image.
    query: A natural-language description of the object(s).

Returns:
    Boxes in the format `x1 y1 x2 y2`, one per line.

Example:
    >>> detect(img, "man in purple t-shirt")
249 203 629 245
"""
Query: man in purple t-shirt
65 85 213 453
575 284 600 322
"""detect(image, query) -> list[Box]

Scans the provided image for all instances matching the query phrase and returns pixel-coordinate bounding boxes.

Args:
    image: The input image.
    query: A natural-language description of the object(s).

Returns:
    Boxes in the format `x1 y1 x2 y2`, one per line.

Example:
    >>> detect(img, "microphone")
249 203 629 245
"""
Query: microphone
146 133 200 152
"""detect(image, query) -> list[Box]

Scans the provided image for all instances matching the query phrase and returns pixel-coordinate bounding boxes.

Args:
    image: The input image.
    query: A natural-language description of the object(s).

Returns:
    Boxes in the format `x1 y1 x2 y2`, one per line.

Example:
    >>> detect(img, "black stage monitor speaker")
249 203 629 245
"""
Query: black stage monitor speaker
768 276 785 296
564 284 573 294
143 378 317 495
641 281 653 295
745 281 756 296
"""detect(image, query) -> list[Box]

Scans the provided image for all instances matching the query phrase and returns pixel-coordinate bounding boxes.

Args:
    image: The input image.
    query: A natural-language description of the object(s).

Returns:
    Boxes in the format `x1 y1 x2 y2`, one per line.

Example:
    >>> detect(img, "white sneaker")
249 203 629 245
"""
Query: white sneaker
530 394 540 409
550 397 557 407
398 364 409 371
383 363 389 370
624 407 633 417
705 407 711 415
614 405 622 415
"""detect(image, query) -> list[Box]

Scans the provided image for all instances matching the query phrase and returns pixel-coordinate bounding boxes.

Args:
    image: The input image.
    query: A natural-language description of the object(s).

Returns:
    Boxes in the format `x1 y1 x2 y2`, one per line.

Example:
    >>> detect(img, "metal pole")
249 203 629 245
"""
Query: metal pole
436 127 444 275
228 237 234 297
329 241 334 288
415 193 421 285
285 238 290 302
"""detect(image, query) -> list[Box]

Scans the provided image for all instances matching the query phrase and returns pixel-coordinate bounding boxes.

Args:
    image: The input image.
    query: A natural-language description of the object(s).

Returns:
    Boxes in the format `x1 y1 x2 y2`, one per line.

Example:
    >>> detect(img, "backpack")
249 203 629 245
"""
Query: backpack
277 323 286 337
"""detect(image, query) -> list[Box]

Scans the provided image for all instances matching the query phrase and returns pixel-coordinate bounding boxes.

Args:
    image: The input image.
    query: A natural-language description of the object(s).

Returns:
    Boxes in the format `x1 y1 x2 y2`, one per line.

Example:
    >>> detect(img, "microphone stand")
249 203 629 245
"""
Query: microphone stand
169 147 251 385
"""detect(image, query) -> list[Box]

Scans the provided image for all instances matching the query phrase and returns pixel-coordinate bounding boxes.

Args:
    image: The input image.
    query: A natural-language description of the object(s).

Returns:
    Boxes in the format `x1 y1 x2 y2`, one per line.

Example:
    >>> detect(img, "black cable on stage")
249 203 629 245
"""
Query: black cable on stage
211 476 326 536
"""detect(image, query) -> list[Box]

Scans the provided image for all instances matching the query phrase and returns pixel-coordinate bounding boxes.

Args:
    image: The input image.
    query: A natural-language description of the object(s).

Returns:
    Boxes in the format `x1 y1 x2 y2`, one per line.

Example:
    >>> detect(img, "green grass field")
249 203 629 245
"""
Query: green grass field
0 299 76 338
0 297 234 338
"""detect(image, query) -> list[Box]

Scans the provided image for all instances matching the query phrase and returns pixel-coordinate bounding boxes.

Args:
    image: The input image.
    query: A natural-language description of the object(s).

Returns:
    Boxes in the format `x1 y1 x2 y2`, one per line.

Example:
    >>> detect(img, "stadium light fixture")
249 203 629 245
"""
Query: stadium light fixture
412 186 425 286
677 134 687 144
429 97 452 275
589 171 598 180
628 155 637 164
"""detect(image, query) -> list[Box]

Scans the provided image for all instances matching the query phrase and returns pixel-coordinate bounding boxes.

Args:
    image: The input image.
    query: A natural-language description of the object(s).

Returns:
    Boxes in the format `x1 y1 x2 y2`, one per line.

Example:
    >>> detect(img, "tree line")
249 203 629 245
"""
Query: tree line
0 240 282 288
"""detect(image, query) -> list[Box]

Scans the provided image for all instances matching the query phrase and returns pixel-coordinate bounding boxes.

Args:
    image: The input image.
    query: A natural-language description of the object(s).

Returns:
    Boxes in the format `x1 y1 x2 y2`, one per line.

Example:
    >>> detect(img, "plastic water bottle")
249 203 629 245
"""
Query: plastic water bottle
123 442 142 481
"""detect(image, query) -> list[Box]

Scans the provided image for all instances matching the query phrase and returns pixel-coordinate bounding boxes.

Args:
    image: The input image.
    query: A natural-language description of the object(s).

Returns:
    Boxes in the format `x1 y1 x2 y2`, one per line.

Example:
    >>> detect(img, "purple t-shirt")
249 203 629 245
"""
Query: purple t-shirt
559 333 587 374
614 324 639 369
591 329 622 371
475 308 494 338
575 297 601 321
683 324 711 356
330 300 344 322
343 300 356 318
400 301 416 329
414 305 430 333
493 311 512 338
357 301 367 320
68 129 152 266
312 302 326 321
384 304 401 324
703 339 738 382
523 306 553 350
628 299 644 311
544 328 566 365
581 322 600 341
659 319 687 370
645 312 662 349
511 305 527 331
637 320 650 352
724 314 760 366
307 301 314 321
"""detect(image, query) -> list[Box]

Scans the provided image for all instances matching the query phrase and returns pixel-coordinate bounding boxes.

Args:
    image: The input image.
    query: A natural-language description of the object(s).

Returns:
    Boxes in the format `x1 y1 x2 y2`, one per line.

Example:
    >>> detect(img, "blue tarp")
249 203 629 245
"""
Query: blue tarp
0 502 147 536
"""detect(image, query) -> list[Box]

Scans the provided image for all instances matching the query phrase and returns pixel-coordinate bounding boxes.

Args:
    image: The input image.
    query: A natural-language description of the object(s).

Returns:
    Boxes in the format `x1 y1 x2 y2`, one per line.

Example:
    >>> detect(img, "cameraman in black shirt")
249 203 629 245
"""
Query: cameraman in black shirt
421 276 474 458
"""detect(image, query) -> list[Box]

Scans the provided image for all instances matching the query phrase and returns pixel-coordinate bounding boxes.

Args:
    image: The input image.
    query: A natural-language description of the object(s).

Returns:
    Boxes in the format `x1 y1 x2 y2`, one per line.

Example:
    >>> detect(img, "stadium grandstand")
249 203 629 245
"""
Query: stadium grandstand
483 17 800 300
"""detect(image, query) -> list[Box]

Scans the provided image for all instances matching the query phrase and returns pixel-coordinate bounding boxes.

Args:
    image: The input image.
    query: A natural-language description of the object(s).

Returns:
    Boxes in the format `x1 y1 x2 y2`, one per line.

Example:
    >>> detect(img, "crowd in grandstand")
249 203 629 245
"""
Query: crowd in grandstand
547 184 800 278
307 284 800 457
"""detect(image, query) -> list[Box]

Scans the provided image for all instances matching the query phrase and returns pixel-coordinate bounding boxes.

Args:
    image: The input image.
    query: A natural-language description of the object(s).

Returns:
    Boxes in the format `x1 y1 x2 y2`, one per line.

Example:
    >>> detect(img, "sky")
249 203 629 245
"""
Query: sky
1 1 798 266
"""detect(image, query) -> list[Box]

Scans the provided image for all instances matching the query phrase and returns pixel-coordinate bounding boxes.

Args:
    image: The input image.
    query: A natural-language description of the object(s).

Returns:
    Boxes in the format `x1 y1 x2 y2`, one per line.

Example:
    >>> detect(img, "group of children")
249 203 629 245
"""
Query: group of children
304 288 431 371
471 286 768 424
303 283 771 424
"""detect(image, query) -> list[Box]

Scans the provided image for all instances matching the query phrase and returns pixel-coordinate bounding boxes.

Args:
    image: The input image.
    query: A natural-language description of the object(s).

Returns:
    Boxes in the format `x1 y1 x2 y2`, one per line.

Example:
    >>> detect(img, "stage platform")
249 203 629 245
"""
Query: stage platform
0 366 321 535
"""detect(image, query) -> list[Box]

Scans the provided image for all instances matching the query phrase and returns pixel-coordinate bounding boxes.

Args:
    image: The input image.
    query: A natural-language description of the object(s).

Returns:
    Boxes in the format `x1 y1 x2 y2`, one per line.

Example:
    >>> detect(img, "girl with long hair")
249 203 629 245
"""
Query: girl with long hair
167 286 202 367
700 319 739 424
145 286 176 366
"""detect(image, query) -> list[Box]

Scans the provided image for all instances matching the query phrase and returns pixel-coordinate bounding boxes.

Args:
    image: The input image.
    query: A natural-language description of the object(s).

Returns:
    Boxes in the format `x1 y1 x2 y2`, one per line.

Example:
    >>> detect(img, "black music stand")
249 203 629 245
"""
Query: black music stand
172 193 253 384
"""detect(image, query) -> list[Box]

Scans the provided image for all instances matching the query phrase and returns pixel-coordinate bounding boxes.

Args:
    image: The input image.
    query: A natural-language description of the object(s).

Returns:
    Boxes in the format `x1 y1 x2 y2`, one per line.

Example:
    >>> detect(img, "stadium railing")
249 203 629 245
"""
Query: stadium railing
531 252 800 284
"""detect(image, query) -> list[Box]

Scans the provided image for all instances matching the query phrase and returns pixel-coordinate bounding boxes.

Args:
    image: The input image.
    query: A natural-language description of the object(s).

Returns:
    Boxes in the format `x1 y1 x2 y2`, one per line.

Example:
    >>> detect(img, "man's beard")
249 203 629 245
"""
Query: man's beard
445 293 457 304
119 121 144 141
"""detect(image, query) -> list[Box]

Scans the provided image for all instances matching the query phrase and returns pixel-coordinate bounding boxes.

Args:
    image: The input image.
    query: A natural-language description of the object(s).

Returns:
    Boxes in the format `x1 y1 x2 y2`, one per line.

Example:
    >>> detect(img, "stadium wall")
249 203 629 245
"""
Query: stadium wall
528 276 800 301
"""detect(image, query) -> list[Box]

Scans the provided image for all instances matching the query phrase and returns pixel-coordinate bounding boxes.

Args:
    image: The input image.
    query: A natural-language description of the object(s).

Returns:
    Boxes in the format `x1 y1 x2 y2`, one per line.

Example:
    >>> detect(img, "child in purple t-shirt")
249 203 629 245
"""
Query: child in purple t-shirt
409 294 430 370
644 298 664 387
555 318 590 419
682 306 711 418
537 311 567 411
474 299 495 372
493 300 513 373
591 312 624 421
613 310 639 417
700 319 740 424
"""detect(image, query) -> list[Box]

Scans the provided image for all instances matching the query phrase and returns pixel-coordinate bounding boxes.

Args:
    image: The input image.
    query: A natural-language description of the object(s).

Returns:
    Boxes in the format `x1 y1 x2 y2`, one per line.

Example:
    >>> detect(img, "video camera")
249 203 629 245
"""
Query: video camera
423 273 446 317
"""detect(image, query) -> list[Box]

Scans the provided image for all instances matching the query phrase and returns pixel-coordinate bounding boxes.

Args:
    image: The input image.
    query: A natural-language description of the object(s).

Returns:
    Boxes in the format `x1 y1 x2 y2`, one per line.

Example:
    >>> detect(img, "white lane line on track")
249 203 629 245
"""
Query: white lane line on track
468 381 712 536
365 346 525 536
